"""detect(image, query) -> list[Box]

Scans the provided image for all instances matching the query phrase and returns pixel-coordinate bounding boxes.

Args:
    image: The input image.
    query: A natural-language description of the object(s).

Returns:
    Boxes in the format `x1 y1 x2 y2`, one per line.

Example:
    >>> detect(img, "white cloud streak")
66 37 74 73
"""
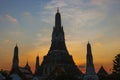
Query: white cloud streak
6 14 18 23
41 0 107 41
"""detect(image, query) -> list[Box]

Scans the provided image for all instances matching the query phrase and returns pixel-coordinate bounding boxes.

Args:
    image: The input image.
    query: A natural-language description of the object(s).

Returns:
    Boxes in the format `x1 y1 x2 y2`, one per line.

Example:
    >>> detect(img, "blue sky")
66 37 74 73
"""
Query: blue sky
0 0 120 72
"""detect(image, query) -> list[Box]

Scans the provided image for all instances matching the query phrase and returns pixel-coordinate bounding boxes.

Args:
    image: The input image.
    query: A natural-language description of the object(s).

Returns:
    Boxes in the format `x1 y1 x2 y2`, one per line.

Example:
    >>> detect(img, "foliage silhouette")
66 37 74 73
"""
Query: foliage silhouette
112 53 120 79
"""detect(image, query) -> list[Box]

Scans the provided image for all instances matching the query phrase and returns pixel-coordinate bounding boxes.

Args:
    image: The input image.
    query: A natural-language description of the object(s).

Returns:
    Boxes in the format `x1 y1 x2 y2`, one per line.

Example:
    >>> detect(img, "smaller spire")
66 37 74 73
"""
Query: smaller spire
57 7 59 13
26 59 28 65
97 66 108 75
14 43 18 51
25 59 30 69
25 59 29 66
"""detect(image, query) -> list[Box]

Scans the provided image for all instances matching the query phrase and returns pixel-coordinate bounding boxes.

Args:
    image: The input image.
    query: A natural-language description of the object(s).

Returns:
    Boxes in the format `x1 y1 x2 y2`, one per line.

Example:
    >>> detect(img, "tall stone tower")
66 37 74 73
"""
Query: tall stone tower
35 56 40 75
40 9 82 78
49 8 67 51
84 42 99 80
11 44 19 72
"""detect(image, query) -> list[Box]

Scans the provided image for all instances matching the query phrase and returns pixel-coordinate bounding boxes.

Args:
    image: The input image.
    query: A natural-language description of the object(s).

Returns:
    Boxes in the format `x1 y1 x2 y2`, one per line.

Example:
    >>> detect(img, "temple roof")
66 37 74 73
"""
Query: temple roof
97 66 108 75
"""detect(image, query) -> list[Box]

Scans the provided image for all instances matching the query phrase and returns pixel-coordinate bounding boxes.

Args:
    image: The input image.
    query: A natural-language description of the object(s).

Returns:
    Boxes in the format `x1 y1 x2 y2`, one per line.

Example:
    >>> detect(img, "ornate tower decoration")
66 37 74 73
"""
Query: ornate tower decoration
84 42 99 80
11 44 19 71
40 8 82 78
49 8 67 51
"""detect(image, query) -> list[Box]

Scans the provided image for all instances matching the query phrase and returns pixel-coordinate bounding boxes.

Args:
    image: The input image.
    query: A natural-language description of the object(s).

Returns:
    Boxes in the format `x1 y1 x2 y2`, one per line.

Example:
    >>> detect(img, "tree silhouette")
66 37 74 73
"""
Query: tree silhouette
113 53 120 74
112 53 120 79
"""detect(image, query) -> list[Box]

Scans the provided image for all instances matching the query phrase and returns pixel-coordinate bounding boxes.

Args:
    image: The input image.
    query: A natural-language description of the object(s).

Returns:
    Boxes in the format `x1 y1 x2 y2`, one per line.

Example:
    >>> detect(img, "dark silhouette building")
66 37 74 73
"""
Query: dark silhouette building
11 44 19 72
84 42 99 80
9 45 33 80
36 8 83 79
35 56 40 76
97 66 108 80
97 66 108 76
8 9 110 80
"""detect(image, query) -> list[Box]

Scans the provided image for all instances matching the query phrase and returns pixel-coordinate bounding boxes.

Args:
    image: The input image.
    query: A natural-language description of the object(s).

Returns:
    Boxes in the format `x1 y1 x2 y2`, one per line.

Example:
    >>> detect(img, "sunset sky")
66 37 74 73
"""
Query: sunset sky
0 0 120 73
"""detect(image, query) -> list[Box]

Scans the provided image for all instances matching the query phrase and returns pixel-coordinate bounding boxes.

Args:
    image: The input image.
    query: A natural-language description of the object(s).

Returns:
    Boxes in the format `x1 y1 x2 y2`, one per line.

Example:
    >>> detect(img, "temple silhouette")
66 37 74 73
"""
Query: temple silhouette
8 9 109 80
84 42 99 80
37 8 82 79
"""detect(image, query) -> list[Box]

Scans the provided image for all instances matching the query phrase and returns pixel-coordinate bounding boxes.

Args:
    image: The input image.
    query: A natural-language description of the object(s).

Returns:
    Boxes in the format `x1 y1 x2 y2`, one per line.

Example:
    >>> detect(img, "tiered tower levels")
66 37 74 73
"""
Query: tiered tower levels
40 9 82 77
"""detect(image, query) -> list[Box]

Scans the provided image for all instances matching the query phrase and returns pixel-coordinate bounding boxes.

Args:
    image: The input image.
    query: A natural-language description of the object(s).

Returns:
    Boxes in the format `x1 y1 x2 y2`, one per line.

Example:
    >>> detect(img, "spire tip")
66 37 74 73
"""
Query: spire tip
88 41 90 44
57 7 59 12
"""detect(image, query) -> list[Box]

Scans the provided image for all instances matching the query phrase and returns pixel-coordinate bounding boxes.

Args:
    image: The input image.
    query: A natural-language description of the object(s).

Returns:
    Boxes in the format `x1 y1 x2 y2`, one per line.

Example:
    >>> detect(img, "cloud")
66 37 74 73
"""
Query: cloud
44 0 106 26
42 0 106 41
35 0 119 49
91 0 118 5
94 42 103 48
45 0 67 10
2 39 21 45
9 31 22 36
23 12 31 16
33 29 51 49
6 14 18 23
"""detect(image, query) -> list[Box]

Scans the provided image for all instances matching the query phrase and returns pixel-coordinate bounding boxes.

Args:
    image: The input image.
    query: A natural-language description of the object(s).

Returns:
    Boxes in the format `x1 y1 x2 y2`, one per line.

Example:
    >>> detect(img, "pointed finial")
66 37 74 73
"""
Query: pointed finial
26 59 29 66
15 43 18 48
101 65 103 68
37 53 39 57
88 41 90 44
57 7 59 13
16 43 17 47
87 41 91 47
